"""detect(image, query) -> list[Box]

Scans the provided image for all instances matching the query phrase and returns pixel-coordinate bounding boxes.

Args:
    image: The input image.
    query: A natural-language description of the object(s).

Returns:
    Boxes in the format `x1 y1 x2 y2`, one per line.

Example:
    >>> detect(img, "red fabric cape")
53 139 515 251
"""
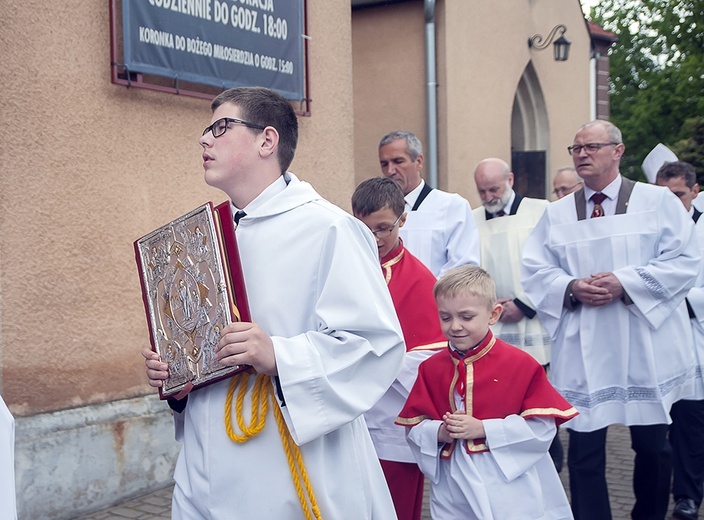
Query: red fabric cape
396 331 578 457
381 241 446 351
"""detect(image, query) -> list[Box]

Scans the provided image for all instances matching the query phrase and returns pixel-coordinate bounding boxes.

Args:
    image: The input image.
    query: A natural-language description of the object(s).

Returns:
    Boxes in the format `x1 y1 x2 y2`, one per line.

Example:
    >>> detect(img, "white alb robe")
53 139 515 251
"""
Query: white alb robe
0 395 17 520
365 349 439 463
473 197 551 365
406 401 572 519
522 181 700 431
401 182 480 277
171 173 405 519
685 214 704 400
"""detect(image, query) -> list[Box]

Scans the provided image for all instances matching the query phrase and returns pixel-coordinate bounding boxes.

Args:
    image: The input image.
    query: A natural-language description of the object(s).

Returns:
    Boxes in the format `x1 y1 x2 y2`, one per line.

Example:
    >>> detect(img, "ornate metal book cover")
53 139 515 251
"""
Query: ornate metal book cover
134 202 250 400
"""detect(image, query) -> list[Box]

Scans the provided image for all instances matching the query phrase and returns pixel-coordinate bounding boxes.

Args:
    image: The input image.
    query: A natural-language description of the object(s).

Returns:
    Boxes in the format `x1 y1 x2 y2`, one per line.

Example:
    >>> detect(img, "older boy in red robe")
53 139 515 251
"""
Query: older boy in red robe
353 177 446 520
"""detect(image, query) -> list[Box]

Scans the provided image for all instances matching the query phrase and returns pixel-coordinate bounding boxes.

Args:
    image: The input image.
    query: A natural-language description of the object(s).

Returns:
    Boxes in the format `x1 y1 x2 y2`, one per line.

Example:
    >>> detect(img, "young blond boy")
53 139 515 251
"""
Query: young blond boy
397 265 577 519
352 177 446 520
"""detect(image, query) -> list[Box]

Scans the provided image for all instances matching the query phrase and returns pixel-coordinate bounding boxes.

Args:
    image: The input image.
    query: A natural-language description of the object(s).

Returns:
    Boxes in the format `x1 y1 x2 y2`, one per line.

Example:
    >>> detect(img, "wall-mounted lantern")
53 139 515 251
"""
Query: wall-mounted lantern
528 25 571 62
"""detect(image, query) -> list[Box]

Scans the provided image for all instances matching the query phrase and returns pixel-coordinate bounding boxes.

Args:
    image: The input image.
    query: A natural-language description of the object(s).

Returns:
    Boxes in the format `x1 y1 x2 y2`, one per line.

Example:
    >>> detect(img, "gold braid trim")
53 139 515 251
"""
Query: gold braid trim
224 371 323 520
381 247 404 284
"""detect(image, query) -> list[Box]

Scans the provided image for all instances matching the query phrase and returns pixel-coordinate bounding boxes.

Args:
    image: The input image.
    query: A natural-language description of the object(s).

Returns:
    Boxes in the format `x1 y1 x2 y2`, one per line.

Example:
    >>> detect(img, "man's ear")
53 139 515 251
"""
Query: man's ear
259 126 279 159
613 142 626 160
416 153 424 171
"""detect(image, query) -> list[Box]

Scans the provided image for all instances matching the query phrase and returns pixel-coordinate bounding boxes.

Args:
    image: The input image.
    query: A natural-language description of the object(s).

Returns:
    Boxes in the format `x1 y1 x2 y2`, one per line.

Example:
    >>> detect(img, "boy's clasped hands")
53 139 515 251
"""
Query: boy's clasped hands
438 410 486 443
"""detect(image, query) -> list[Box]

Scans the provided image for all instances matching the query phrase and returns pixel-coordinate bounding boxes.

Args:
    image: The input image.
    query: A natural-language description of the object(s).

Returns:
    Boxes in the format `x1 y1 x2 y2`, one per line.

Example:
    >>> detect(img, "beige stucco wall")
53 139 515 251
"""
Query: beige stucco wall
0 1 354 416
352 1 427 186
353 0 591 207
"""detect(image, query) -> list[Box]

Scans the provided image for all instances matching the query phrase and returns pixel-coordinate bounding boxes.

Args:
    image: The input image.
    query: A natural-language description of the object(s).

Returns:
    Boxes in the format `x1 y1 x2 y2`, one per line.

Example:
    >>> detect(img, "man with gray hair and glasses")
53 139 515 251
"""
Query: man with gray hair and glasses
522 120 700 520
378 131 479 277
552 166 583 200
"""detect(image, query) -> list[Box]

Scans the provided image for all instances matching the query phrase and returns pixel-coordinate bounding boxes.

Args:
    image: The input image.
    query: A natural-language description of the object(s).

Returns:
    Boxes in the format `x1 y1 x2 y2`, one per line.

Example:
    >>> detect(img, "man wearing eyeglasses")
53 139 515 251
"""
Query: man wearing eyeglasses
522 120 700 520
551 167 583 200
378 131 480 277
142 87 405 520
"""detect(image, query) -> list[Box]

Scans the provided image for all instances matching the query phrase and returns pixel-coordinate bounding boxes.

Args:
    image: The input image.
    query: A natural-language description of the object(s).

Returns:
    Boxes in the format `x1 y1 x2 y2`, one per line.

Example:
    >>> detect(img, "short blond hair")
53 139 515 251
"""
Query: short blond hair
434 265 497 309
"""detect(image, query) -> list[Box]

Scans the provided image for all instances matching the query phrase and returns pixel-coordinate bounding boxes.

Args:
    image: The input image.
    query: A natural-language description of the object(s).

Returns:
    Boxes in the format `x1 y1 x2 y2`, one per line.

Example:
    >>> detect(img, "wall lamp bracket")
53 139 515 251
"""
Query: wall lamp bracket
529 24 571 61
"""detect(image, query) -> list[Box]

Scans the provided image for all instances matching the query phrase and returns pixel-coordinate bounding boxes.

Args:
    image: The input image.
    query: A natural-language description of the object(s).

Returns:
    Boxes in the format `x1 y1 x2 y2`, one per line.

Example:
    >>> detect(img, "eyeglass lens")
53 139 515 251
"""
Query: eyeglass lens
372 215 402 238
568 143 619 155
212 119 228 137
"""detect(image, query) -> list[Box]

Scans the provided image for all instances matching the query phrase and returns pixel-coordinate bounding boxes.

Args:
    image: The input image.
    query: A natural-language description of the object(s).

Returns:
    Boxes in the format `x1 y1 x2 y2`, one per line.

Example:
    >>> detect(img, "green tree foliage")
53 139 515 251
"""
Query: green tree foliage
590 0 704 183
672 117 704 180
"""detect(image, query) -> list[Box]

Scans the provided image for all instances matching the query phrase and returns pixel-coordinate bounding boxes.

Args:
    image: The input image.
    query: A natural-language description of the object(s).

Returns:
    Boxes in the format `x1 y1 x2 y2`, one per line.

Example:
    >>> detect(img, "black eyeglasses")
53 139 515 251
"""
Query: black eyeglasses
371 214 404 238
567 142 620 155
552 181 583 196
202 117 266 138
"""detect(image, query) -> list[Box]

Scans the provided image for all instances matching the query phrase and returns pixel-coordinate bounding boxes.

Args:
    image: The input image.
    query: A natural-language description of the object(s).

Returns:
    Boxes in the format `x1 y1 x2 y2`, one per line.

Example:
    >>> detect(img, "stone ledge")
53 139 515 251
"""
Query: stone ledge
15 394 180 520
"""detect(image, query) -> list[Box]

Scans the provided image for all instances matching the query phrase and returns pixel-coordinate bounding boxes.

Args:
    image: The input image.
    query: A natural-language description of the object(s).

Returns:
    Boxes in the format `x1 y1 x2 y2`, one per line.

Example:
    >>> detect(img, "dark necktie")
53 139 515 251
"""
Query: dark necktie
496 209 506 217
234 210 246 225
590 193 607 218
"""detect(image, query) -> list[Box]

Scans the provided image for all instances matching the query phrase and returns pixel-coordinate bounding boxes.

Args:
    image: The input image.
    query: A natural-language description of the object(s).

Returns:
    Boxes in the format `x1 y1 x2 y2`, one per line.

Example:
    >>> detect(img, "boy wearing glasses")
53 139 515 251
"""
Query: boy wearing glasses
352 177 446 520
142 87 405 520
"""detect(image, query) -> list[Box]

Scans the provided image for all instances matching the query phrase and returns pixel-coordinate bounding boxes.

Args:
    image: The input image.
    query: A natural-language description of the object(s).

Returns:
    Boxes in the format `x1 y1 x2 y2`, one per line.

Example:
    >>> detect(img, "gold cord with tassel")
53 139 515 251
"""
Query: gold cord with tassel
225 371 322 520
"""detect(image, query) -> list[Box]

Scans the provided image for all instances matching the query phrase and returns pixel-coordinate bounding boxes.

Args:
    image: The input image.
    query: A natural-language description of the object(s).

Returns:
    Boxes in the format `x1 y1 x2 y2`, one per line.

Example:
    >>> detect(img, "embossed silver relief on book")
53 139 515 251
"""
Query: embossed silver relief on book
135 203 248 399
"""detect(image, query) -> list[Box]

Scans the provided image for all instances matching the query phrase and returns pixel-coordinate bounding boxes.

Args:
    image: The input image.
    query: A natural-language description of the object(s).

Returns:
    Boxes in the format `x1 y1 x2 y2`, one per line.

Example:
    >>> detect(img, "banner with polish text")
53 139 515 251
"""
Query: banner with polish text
122 0 304 100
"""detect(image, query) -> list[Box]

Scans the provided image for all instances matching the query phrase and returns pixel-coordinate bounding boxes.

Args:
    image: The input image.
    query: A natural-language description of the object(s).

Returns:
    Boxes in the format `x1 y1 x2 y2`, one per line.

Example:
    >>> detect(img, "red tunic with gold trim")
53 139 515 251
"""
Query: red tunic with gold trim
396 331 577 458
381 241 446 352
